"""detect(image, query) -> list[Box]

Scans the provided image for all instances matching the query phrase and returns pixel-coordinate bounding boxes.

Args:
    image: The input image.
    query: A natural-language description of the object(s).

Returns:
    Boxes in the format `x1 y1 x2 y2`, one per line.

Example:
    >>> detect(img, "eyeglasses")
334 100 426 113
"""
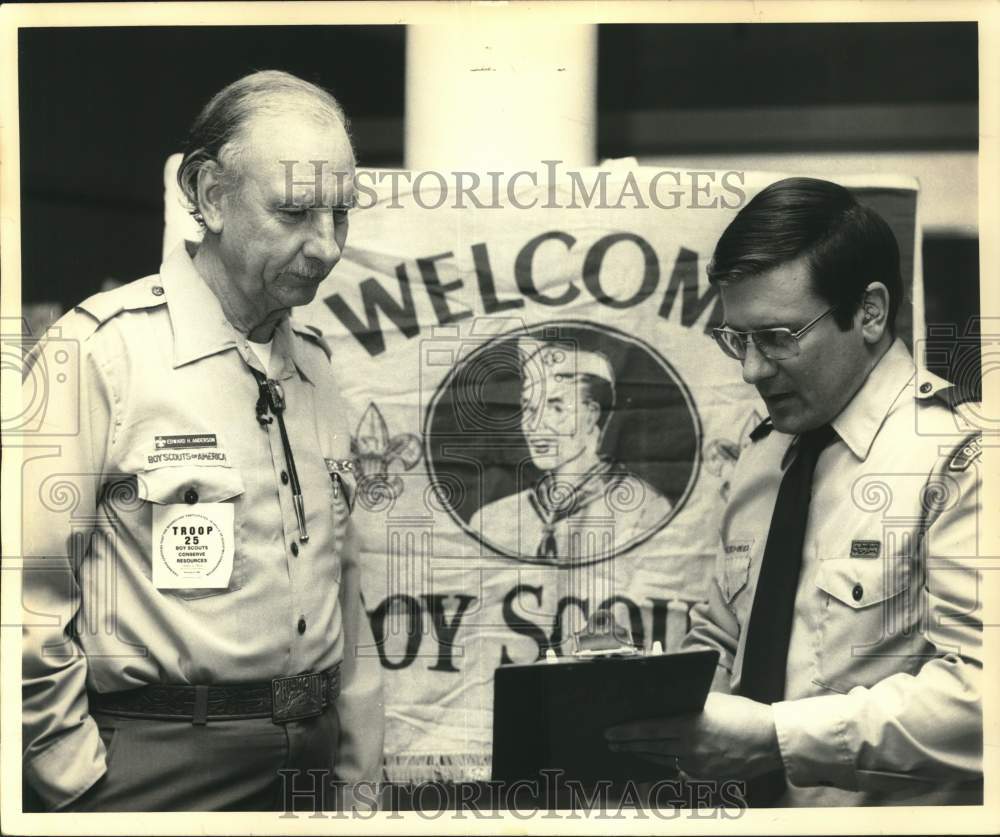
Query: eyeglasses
712 307 836 361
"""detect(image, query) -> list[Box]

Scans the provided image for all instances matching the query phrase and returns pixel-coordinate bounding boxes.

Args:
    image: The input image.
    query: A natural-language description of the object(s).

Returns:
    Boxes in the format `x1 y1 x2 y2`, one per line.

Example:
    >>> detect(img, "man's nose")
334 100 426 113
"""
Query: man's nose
741 341 778 384
302 211 343 268
540 417 563 436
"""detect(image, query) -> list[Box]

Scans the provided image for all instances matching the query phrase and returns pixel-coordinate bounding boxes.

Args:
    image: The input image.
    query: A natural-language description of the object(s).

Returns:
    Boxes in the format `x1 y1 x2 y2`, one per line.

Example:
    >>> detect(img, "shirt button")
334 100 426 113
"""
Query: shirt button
297 618 306 635
184 488 198 504
852 583 864 602
290 542 299 557
151 285 165 297
919 382 932 394
281 470 289 485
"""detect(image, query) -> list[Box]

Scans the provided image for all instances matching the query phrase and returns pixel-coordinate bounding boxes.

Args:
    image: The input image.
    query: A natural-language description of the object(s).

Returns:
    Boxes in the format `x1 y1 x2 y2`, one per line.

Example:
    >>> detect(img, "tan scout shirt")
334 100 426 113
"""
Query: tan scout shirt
21 244 384 809
683 339 982 806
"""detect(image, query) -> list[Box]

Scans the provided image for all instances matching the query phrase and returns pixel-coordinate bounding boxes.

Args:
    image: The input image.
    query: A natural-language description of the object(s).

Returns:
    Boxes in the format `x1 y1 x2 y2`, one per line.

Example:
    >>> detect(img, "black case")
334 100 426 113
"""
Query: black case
491 649 718 785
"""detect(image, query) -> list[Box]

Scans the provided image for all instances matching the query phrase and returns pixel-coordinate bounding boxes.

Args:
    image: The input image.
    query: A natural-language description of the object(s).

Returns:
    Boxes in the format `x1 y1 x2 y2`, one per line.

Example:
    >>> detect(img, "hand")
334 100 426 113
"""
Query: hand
604 693 783 780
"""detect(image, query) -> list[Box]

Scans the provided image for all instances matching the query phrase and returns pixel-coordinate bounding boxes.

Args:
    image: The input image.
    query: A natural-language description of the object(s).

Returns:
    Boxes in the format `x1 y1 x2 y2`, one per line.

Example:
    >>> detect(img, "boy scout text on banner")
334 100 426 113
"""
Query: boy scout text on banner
265 165 918 782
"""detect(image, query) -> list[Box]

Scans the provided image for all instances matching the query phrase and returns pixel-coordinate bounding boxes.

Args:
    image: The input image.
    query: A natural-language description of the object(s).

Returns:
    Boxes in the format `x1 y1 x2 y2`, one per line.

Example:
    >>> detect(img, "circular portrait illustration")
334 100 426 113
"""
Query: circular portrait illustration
424 321 701 566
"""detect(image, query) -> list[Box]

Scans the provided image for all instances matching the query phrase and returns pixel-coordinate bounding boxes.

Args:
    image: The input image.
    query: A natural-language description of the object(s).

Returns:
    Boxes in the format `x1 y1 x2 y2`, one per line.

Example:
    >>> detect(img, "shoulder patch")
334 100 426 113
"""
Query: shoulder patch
948 434 982 471
76 276 165 325
289 319 332 361
749 417 774 442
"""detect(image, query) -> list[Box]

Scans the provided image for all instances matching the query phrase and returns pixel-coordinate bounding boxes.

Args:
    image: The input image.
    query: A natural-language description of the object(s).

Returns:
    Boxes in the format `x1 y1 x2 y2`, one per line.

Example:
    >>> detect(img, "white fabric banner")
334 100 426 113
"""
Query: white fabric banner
166 161 921 783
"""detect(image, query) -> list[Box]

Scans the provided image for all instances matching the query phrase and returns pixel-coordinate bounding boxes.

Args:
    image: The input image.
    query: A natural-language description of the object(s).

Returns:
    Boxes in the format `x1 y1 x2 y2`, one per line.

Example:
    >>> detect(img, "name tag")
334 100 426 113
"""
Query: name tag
850 539 881 559
152 504 235 589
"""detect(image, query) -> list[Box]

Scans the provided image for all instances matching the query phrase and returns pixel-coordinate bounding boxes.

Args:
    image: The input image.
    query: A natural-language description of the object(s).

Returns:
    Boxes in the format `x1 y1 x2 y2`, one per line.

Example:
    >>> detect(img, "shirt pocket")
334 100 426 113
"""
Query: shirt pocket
813 555 918 692
136 465 246 600
325 459 356 550
717 541 754 606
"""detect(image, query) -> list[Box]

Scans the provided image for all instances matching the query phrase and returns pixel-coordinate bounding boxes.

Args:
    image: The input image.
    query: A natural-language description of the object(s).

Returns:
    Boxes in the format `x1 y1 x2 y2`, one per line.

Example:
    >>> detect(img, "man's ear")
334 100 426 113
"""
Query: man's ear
860 281 890 344
196 161 227 234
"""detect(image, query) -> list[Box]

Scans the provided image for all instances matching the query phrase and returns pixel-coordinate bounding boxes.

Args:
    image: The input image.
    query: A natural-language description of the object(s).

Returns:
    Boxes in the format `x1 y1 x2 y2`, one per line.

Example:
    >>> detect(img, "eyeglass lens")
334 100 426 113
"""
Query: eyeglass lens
714 329 799 361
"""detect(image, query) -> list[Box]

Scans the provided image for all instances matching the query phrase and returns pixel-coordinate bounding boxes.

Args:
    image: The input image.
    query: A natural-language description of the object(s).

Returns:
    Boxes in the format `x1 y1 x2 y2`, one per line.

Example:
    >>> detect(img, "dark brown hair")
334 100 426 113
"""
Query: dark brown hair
708 177 903 331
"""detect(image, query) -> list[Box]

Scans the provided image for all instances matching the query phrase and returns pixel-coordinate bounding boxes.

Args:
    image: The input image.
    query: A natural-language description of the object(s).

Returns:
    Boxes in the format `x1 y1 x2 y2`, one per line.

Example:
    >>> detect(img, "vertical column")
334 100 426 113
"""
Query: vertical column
405 24 597 170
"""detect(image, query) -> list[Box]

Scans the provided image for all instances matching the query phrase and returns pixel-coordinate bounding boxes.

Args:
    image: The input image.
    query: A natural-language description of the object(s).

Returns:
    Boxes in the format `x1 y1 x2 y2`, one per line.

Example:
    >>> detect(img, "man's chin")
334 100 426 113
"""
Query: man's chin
275 284 321 309
768 409 823 436
531 455 558 472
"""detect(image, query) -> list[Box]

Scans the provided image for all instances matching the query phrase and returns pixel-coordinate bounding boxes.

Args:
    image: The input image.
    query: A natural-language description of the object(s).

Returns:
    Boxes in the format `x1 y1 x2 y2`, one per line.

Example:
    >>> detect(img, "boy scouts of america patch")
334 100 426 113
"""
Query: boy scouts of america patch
148 434 226 466
949 436 982 471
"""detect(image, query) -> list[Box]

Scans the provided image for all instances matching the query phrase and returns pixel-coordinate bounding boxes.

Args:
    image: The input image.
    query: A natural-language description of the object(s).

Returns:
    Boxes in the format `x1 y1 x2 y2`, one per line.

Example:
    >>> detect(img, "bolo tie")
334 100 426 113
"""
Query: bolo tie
250 367 308 542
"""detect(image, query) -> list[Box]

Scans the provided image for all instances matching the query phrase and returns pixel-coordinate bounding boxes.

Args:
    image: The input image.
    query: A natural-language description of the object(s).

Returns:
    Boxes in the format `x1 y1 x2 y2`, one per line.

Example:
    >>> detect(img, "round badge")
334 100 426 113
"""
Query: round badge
423 319 701 565
158 512 226 578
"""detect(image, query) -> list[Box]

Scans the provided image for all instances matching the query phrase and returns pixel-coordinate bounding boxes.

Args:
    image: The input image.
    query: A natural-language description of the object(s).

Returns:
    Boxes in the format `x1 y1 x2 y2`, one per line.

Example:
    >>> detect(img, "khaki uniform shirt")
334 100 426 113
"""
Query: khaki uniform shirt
683 339 983 805
21 244 384 809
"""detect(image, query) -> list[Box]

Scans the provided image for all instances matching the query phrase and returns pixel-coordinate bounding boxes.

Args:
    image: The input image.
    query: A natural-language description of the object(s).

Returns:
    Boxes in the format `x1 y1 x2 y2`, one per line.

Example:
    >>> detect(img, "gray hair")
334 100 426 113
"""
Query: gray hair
176 70 353 225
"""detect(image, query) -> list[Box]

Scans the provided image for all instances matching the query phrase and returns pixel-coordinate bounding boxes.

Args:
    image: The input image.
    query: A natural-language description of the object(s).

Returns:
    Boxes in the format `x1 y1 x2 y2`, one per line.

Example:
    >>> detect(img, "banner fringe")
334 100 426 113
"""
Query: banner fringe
383 753 492 785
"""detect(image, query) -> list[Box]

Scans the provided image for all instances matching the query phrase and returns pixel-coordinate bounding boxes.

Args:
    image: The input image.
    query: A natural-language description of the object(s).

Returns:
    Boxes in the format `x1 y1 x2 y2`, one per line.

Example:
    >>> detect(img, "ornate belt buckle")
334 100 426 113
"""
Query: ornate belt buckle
271 673 323 724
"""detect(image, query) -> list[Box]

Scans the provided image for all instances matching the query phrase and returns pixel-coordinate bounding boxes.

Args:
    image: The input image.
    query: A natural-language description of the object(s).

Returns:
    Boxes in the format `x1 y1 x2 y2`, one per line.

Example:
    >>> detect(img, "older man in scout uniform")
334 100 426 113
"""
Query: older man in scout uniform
21 71 383 811
606 177 982 806
470 340 672 562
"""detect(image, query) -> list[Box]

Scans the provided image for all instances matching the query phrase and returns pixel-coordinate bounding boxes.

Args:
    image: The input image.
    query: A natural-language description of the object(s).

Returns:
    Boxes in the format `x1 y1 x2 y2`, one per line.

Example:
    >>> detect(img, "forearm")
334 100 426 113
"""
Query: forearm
333 523 384 785
773 656 981 791
22 556 106 809
680 590 738 691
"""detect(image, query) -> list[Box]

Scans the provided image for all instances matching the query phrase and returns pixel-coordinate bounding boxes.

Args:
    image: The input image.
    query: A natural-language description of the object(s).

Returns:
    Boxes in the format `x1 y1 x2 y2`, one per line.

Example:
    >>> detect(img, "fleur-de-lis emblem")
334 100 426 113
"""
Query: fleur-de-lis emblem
705 410 764 501
350 402 422 502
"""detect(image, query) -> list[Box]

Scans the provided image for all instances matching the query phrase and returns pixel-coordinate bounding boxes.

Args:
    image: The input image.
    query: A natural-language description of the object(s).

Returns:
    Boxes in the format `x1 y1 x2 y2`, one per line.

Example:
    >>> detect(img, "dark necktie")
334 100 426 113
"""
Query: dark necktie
737 424 836 806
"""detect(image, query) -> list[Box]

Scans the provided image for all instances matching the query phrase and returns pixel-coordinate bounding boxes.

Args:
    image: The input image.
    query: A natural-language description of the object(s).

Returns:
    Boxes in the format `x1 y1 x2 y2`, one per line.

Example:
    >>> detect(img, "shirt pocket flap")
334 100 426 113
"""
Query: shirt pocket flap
717 551 752 603
137 466 245 505
815 557 912 610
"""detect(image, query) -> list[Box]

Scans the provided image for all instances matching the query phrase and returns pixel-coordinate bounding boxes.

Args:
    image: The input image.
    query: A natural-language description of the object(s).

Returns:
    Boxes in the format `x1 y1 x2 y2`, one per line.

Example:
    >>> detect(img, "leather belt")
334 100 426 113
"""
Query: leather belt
88 664 341 725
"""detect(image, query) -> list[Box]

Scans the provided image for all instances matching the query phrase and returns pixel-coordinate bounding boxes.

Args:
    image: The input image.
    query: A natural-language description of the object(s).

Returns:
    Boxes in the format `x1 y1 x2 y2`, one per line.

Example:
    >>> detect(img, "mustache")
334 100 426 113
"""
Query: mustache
280 263 328 281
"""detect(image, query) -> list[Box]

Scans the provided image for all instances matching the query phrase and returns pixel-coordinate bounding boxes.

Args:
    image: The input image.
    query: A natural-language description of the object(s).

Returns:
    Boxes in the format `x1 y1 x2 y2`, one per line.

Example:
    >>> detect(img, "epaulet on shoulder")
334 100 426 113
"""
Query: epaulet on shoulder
915 371 982 438
290 320 332 361
933 382 981 410
915 369 979 407
75 276 166 327
749 417 774 442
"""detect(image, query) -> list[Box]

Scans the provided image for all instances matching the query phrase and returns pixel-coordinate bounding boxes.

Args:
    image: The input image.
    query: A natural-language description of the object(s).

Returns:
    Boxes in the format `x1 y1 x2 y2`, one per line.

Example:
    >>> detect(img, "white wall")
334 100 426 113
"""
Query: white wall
638 151 977 236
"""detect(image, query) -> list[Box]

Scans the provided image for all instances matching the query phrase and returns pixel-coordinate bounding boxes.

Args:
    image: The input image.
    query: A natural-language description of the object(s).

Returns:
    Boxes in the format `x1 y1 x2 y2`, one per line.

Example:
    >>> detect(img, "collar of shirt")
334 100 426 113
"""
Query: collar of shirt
829 338 915 461
159 242 320 385
531 458 617 522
